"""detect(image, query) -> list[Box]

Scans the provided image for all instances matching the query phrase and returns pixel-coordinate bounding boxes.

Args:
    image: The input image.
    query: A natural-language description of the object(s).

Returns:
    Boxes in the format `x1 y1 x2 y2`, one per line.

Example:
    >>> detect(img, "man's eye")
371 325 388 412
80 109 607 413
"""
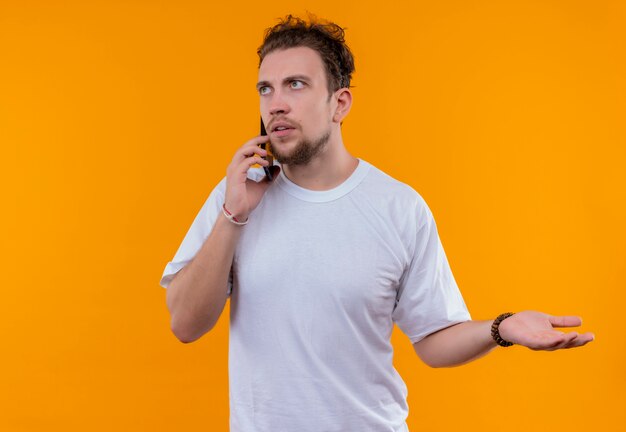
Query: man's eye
290 81 304 89
259 86 271 95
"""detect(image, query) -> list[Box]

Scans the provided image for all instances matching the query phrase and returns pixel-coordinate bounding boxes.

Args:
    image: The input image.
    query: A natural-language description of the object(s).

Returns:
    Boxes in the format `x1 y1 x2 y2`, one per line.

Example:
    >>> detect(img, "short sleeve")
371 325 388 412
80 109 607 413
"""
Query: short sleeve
391 199 471 343
159 177 233 296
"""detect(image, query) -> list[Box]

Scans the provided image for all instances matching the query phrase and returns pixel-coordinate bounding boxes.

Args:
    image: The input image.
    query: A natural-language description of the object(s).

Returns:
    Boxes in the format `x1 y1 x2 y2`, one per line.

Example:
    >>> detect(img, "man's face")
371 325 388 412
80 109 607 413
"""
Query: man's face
257 46 336 165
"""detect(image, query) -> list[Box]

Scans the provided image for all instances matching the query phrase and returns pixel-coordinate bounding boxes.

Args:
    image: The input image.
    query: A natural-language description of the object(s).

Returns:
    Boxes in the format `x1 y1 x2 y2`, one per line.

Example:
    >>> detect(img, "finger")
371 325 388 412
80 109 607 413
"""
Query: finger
556 331 579 347
236 156 268 174
234 144 268 161
233 136 270 160
228 155 268 179
548 315 582 328
562 332 595 349
536 331 577 351
562 339 588 349
571 332 595 346
244 134 271 147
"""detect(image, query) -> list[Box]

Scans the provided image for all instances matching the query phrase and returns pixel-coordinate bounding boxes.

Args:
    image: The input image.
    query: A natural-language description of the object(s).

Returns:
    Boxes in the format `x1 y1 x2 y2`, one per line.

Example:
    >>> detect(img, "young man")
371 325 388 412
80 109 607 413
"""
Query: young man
160 15 594 431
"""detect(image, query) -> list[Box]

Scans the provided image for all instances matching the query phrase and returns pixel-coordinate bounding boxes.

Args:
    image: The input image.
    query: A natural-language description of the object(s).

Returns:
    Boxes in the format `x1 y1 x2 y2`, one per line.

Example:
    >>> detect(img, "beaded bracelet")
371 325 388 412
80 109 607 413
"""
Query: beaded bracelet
491 312 515 347
222 203 249 226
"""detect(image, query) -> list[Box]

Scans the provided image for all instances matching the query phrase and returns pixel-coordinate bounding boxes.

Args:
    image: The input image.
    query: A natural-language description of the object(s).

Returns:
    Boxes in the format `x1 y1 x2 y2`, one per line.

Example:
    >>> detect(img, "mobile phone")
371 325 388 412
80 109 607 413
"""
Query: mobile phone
260 117 274 181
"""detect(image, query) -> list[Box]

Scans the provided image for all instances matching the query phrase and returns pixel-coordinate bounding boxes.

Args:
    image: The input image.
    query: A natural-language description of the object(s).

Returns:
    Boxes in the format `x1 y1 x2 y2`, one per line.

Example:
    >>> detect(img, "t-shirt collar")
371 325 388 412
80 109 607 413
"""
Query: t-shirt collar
276 158 371 203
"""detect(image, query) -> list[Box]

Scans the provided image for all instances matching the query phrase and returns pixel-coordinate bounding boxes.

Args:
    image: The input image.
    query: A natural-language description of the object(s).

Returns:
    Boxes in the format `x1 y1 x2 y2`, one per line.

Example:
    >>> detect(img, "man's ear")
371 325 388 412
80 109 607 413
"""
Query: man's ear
332 88 352 124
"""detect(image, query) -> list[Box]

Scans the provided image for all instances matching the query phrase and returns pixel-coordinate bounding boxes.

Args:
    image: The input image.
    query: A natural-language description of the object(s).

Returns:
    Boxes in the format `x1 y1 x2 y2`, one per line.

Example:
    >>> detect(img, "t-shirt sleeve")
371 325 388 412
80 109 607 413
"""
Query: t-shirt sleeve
159 177 233 297
391 197 471 343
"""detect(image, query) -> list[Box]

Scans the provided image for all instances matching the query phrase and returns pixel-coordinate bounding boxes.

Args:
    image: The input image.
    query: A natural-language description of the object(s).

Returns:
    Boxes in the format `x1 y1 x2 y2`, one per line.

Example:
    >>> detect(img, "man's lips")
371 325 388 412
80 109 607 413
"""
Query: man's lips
270 120 297 132
270 121 296 137
271 127 295 138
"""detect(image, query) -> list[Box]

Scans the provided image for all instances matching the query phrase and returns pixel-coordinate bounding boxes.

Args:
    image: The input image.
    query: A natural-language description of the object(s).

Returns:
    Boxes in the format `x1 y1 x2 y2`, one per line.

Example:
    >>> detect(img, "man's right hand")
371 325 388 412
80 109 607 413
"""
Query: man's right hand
224 135 280 222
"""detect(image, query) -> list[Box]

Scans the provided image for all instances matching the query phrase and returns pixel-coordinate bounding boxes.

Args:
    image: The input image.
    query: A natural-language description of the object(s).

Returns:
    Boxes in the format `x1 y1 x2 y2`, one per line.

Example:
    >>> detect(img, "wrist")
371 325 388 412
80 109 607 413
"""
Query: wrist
222 203 249 226
491 312 515 347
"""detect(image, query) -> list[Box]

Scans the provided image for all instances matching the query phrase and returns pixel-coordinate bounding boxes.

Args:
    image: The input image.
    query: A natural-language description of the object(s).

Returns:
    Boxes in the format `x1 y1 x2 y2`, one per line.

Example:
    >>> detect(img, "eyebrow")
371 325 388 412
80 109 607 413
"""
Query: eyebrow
256 74 312 90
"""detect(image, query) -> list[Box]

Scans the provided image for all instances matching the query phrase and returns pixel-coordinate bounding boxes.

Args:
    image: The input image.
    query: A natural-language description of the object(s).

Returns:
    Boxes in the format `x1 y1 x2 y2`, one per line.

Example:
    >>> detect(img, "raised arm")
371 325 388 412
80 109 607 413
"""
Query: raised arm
166 136 279 343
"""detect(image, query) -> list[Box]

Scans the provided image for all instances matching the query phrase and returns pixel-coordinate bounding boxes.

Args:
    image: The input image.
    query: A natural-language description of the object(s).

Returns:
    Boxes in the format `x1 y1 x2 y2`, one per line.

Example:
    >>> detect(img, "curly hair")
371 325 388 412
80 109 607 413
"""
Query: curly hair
257 13 355 98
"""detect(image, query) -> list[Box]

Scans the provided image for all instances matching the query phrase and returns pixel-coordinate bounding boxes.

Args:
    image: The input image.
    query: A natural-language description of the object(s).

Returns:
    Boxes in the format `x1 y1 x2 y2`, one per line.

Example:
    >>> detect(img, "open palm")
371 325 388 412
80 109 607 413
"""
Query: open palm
498 311 595 351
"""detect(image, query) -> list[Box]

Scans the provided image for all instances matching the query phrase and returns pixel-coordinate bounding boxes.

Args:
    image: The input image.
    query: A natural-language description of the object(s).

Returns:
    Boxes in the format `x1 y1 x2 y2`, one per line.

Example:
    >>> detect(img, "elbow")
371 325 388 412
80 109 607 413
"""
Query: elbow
170 315 214 344
166 285 209 344
420 354 469 369
165 278 224 344
421 358 457 368
171 328 199 344
426 360 456 369
170 321 197 344
420 357 447 369
414 349 440 368
414 344 456 368
413 340 444 368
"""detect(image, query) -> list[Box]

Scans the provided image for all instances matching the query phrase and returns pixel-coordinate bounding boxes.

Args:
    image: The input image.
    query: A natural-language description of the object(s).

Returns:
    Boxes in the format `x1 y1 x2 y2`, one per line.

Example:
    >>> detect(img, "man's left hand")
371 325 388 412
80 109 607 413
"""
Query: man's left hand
497 311 595 350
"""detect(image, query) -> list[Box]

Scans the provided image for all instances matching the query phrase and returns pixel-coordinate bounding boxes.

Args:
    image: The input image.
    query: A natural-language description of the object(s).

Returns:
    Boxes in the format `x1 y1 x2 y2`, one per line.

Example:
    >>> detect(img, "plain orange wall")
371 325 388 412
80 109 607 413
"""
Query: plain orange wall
2 0 624 430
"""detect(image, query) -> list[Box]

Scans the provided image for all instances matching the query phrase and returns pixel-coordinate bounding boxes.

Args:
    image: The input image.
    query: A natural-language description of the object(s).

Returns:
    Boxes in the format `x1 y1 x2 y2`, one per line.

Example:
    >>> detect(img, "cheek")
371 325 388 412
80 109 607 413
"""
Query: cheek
317 98 335 121
310 101 332 123
259 100 269 118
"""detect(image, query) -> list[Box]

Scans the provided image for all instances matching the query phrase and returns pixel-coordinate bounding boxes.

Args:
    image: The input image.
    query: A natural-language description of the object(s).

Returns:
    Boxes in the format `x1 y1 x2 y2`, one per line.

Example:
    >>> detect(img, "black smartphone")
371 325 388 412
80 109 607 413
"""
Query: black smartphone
260 117 274 181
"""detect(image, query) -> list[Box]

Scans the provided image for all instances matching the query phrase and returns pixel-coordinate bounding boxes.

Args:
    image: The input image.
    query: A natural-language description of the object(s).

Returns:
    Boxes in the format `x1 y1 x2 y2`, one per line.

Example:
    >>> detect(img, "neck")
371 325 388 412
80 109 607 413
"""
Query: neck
281 132 358 191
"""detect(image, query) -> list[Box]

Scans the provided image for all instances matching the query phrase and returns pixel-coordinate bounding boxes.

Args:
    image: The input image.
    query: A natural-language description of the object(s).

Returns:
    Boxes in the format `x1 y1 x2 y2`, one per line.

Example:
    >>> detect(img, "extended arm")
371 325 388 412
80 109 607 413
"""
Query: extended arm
412 311 595 368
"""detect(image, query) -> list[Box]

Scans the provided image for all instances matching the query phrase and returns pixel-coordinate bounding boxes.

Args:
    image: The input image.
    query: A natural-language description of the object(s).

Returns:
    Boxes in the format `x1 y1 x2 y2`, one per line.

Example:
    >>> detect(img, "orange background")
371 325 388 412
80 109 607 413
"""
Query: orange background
2 1 624 430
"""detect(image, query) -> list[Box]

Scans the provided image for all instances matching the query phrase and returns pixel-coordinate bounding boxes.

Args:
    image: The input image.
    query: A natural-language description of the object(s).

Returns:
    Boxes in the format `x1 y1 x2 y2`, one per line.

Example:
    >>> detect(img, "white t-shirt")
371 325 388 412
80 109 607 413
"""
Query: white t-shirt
160 159 471 432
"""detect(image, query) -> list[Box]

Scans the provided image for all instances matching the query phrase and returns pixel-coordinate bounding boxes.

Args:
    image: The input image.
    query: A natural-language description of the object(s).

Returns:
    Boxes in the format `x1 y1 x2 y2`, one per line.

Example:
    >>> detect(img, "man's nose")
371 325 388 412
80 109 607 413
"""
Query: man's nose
269 90 290 116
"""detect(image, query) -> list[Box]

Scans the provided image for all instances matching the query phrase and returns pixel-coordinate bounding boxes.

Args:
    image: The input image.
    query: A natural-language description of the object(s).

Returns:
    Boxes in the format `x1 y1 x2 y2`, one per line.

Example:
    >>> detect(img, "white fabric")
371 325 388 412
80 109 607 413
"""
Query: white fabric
160 159 471 431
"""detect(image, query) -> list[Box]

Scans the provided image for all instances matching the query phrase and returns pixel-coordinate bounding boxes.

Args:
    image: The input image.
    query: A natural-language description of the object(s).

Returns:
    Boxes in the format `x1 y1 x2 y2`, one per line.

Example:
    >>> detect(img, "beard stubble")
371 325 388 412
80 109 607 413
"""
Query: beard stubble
269 128 331 166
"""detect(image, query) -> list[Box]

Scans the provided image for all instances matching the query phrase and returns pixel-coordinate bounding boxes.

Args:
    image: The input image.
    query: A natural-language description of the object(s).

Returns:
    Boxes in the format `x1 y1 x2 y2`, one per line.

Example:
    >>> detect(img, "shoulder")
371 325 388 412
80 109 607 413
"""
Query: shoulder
351 161 436 260
359 161 430 218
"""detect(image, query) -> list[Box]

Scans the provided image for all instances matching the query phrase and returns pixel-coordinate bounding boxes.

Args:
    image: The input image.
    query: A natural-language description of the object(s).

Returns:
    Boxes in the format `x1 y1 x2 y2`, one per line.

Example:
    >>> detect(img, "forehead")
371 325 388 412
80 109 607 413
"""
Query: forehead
258 46 326 83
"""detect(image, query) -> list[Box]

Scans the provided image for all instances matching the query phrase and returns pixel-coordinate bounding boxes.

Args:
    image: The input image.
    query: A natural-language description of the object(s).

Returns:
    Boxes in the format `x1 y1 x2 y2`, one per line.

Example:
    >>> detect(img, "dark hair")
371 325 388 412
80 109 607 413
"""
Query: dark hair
257 13 355 97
